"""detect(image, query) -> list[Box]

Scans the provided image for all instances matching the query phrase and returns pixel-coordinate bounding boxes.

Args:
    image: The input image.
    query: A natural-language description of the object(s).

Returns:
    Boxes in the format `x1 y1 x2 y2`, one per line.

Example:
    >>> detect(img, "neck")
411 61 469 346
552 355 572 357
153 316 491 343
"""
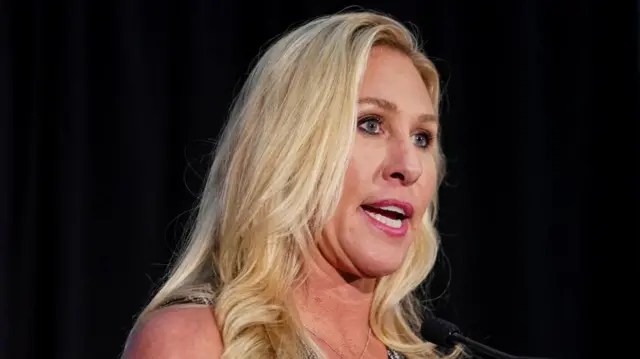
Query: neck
293 249 376 334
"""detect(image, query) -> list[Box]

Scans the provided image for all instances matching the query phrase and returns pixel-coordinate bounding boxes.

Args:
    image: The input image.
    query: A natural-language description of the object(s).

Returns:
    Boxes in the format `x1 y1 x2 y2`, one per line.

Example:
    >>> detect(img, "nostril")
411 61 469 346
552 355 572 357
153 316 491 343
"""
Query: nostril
390 172 405 181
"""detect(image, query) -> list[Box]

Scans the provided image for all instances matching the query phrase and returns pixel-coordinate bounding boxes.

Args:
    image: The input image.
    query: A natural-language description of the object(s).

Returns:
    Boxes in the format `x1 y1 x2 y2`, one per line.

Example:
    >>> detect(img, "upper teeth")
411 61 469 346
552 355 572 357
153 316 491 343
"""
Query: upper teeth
377 205 405 215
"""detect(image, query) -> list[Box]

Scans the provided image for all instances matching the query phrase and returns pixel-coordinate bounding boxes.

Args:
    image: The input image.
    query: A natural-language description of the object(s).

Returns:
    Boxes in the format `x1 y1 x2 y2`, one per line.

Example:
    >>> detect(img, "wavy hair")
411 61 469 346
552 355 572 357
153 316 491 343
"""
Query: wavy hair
130 10 463 359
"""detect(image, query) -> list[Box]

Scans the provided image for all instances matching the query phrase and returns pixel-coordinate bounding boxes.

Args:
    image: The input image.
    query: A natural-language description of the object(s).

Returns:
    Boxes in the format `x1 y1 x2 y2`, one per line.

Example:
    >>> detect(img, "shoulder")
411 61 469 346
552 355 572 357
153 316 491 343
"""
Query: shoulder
122 304 223 359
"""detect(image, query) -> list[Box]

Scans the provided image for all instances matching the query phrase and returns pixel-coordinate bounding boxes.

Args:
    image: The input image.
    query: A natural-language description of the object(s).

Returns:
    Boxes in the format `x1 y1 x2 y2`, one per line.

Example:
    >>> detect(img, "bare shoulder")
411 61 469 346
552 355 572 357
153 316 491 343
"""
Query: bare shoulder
122 304 223 359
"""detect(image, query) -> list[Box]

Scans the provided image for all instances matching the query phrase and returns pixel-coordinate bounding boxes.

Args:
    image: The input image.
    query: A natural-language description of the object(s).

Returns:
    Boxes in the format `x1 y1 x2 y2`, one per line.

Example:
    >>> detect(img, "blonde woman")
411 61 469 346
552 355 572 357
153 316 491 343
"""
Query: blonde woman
123 10 465 359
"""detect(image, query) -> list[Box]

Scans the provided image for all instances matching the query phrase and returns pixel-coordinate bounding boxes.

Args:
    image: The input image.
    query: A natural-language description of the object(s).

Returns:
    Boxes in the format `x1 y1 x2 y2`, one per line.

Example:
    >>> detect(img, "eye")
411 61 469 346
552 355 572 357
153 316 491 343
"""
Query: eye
412 131 434 148
357 115 382 135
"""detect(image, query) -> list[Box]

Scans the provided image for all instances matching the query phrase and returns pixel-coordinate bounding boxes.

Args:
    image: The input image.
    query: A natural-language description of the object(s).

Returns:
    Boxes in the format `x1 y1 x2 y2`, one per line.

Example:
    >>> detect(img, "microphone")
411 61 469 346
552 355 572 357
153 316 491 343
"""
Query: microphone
421 317 551 359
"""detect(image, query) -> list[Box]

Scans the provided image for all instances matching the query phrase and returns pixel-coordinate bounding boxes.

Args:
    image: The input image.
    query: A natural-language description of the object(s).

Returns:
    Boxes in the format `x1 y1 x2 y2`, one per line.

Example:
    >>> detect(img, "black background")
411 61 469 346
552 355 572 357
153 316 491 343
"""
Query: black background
2 1 637 359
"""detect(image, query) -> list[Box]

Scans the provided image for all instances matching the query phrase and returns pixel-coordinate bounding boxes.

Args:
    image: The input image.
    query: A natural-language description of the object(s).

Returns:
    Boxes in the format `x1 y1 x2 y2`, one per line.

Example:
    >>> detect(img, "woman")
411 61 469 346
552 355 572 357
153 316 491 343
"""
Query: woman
123 10 465 359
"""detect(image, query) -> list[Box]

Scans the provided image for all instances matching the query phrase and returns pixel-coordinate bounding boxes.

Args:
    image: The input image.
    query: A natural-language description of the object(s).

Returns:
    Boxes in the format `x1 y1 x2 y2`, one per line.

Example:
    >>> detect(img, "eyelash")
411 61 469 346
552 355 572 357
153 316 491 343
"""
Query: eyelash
356 115 434 148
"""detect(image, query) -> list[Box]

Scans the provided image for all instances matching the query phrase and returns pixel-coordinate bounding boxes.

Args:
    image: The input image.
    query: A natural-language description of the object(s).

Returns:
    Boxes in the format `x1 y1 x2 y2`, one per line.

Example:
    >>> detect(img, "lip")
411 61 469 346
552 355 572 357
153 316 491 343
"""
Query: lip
359 206 409 237
359 198 414 238
363 199 414 218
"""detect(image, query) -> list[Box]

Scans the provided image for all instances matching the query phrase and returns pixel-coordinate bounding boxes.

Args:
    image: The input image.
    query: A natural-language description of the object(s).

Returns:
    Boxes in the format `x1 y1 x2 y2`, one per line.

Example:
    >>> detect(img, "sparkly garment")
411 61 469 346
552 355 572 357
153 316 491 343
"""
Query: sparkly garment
306 347 405 358
386 347 406 359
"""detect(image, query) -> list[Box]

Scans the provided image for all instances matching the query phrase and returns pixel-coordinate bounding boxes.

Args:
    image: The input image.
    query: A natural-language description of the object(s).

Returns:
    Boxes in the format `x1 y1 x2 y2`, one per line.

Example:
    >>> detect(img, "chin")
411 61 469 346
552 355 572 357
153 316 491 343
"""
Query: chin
351 251 407 279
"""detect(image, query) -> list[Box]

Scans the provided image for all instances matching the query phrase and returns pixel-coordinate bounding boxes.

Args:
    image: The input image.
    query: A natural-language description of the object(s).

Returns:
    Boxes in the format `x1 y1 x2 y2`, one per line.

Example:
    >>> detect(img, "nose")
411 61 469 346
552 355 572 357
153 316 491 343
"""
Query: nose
382 137 423 186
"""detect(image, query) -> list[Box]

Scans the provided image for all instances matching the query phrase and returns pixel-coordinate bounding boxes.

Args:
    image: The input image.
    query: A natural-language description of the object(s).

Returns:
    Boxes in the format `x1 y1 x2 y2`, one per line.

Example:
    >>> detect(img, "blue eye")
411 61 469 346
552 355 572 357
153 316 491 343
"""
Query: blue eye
357 116 382 134
412 132 434 148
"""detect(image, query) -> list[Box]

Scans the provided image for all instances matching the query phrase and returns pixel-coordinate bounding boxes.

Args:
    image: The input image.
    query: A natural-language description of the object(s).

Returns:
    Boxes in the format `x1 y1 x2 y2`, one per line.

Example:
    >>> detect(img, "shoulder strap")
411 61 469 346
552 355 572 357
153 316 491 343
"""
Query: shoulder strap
387 347 406 359
159 296 211 308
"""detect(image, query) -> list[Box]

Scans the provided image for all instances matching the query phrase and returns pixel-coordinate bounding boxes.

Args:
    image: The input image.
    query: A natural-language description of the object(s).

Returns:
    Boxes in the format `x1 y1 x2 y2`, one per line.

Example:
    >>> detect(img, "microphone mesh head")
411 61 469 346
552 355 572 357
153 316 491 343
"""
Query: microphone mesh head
421 317 461 348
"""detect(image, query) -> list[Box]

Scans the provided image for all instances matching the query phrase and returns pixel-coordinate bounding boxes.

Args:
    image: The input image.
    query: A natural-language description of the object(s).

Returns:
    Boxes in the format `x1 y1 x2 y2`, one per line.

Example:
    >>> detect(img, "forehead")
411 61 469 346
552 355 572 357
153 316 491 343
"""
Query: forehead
358 46 434 116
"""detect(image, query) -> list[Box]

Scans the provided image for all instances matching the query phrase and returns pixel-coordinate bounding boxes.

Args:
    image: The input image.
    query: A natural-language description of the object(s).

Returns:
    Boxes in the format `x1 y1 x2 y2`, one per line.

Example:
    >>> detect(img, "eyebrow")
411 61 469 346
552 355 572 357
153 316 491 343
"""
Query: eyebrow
357 96 438 124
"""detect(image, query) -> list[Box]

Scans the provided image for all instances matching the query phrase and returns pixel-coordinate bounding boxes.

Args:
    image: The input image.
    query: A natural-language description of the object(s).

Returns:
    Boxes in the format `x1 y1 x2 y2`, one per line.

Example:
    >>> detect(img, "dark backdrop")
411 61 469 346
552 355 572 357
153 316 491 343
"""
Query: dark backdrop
2 1 637 359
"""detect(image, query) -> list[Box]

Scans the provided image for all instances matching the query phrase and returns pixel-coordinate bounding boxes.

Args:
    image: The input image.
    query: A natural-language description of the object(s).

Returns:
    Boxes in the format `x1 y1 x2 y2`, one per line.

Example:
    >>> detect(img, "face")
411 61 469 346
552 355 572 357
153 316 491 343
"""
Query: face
318 46 439 279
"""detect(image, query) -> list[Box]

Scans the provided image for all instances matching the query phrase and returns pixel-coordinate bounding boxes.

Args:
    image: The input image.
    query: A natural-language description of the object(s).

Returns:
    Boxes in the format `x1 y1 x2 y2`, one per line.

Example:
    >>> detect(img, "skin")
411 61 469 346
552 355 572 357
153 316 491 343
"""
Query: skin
295 45 439 358
122 45 438 359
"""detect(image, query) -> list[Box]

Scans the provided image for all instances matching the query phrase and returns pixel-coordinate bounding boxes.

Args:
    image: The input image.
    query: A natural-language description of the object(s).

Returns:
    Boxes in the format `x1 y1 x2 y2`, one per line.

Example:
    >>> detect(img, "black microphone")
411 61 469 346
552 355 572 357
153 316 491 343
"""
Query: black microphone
422 317 551 359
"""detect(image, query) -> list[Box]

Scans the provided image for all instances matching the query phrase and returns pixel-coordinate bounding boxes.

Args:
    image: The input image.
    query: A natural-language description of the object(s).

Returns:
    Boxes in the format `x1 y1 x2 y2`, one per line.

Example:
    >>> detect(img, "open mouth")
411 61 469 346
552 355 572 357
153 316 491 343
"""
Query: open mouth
360 204 407 229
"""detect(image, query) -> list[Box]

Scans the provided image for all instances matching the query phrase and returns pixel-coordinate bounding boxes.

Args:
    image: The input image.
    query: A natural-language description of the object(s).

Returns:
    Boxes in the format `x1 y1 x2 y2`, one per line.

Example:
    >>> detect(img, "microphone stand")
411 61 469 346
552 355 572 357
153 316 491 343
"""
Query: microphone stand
450 332 549 359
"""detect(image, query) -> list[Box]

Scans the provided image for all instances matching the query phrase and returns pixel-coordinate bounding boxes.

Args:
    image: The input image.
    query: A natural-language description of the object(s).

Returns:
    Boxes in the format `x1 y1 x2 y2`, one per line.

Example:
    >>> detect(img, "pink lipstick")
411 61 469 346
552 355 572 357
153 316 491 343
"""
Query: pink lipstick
359 199 413 237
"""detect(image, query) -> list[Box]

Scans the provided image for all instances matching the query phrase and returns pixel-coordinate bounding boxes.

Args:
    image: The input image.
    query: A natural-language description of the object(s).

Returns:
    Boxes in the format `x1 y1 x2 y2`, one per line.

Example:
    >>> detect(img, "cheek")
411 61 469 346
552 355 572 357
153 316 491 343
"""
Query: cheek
346 134 382 178
342 165 361 193
341 152 375 195
423 165 438 195
414 158 439 219
333 157 372 236
336 166 364 220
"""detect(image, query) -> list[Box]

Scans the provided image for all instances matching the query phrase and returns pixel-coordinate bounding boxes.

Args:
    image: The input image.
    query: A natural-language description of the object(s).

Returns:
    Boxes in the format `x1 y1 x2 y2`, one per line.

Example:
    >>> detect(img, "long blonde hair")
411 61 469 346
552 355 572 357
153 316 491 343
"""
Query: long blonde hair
131 10 463 359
